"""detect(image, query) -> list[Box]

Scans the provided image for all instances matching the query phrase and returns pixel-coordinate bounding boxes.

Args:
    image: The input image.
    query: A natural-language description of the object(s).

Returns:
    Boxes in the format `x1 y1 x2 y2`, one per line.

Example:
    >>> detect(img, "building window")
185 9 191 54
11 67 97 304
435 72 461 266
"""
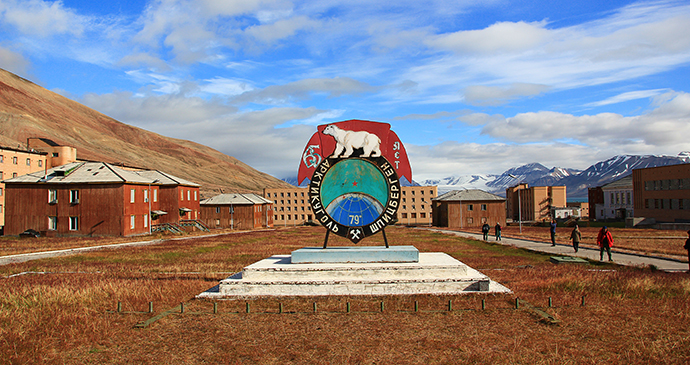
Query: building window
420 213 426 218
626 192 631 205
187 190 191 201
216 207 220 213
52 152 58 157
481 204 487 211
46 216 57 230
411 213 417 218
468 204 473 211
0 171 3 179
144 214 148 228
49 189 57 203
12 156 17 164
287 192 291 197
0 204 2 213
129 188 135 203
130 215 136 229
181 190 184 201
26 158 31 166
12 173 17 178
144 189 149 203
69 217 79 231
69 190 79 204
38 160 43 167
467 217 473 224
402 213 407 218
194 191 197 201
153 189 158 202
0 187 2 196
216 219 221 226
0 155 3 163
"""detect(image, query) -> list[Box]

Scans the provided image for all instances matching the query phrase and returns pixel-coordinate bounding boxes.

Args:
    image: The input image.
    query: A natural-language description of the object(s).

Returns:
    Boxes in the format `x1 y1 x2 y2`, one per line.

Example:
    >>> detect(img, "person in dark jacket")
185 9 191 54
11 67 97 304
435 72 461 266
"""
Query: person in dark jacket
482 223 490 241
597 226 614 261
495 223 502 241
570 225 581 253
684 230 690 272
550 220 557 246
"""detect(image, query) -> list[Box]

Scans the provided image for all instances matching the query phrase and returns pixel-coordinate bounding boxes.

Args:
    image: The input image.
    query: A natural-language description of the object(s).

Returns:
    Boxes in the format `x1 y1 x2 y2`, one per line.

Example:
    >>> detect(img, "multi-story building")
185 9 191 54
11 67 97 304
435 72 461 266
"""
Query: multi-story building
263 185 437 226
506 184 566 222
632 163 690 223
0 146 49 231
3 161 200 237
200 193 273 230
594 175 633 220
566 202 589 219
432 189 506 228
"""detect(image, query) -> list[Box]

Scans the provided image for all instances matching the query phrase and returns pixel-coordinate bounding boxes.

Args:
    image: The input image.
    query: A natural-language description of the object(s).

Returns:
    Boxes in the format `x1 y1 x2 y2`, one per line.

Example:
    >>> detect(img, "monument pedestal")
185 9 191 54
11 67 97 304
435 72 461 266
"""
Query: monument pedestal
198 249 510 298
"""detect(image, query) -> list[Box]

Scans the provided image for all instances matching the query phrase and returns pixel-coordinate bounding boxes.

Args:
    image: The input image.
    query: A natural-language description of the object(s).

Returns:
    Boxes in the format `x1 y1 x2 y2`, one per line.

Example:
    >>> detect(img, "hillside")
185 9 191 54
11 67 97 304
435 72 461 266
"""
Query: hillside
0 68 291 197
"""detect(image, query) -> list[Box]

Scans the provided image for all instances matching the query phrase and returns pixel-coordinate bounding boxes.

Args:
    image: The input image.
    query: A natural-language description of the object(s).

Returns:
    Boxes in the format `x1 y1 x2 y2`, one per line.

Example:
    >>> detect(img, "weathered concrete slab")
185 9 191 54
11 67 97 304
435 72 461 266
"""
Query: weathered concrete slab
291 245 419 264
550 256 589 264
198 252 510 298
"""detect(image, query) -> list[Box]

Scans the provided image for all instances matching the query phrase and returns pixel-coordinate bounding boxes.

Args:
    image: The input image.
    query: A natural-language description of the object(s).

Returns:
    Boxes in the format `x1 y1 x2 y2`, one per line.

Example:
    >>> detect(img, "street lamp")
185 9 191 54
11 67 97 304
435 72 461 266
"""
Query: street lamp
148 179 160 235
508 174 522 234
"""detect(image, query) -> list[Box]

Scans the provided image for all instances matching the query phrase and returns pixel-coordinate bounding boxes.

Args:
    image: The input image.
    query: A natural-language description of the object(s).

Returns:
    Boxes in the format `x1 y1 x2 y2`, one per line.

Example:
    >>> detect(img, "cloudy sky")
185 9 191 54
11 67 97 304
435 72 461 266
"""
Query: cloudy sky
2 0 690 182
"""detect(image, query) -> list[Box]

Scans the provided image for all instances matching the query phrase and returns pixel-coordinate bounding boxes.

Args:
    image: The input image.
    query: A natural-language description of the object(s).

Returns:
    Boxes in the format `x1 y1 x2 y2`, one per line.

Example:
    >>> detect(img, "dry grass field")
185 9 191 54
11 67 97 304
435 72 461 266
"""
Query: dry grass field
1 226 689 364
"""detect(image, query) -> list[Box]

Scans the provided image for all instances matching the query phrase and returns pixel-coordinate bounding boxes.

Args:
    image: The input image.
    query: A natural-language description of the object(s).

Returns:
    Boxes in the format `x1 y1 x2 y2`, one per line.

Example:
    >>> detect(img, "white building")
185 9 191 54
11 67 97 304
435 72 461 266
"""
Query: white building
595 175 633 220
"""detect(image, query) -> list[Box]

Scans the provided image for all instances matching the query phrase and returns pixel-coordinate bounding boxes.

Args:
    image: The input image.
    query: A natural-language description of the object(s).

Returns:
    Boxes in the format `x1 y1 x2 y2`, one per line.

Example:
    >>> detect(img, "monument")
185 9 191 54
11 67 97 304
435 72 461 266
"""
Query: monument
199 120 510 298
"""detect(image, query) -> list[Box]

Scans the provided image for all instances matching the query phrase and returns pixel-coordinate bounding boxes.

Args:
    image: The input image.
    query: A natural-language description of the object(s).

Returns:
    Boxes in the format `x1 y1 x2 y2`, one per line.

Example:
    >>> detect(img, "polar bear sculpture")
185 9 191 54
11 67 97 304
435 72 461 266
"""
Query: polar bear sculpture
322 124 382 158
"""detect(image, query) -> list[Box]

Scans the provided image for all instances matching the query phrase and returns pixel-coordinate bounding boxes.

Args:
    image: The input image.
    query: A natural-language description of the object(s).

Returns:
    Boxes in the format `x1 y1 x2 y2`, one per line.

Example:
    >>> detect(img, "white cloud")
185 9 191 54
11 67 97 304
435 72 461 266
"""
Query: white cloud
585 89 668 107
425 21 550 54
0 45 29 74
463 83 551 106
0 0 86 37
231 77 377 105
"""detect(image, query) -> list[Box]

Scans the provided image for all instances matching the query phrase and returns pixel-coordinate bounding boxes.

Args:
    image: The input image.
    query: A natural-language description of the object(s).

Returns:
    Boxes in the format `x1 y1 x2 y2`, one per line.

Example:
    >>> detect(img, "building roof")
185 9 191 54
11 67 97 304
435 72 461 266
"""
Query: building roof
201 193 272 205
433 189 505 202
601 175 633 190
1 161 198 186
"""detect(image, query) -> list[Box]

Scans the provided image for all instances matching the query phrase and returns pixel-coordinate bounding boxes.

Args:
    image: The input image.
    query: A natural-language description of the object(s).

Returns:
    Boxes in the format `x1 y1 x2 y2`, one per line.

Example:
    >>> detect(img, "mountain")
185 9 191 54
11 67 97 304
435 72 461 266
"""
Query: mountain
0 68 291 197
420 154 688 198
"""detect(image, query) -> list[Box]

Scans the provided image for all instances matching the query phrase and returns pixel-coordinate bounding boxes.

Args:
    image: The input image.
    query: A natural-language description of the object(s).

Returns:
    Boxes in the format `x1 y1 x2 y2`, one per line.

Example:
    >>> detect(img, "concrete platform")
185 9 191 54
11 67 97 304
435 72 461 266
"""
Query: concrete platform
291 246 419 263
198 252 511 298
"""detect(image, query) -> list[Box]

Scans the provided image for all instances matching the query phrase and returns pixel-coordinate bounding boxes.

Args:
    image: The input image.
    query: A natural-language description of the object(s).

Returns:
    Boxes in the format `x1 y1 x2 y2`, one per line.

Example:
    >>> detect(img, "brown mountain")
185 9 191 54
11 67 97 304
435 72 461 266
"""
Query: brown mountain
0 68 291 197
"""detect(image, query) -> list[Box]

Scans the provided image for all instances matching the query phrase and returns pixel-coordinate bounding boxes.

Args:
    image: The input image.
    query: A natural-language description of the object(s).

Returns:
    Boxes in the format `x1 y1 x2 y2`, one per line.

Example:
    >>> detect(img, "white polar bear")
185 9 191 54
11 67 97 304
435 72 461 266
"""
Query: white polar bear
322 124 382 158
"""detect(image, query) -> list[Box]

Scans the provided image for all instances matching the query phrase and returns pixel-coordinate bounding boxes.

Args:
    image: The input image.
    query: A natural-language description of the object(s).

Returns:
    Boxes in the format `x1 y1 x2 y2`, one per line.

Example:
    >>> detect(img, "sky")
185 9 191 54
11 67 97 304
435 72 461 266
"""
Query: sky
2 0 690 183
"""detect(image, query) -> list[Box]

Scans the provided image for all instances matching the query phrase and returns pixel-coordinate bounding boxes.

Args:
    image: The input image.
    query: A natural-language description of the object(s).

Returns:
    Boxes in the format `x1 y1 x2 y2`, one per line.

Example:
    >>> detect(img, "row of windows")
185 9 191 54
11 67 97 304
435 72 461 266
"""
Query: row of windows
48 189 80 204
278 206 311 212
609 191 632 205
644 199 690 210
401 204 429 211
400 213 427 219
0 155 44 167
130 188 158 203
0 171 19 179
180 189 198 201
275 214 313 221
47 216 79 231
644 179 690 191
275 199 304 205
467 204 488 211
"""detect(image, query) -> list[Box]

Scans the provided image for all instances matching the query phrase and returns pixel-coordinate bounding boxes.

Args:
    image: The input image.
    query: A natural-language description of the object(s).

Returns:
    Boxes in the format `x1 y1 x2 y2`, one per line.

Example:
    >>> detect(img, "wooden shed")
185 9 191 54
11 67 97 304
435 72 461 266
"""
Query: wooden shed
432 189 506 229
200 193 273 230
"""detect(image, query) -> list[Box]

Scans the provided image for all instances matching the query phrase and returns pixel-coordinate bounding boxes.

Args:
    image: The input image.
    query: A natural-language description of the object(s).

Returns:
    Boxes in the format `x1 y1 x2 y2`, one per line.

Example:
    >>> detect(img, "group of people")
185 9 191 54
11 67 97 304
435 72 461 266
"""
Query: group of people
481 222 502 241
554 221 614 261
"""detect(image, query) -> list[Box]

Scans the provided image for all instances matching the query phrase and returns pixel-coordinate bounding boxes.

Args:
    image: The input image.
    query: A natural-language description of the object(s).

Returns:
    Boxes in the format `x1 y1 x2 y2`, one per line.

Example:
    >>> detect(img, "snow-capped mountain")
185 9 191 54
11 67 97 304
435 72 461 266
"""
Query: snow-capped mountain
419 154 688 198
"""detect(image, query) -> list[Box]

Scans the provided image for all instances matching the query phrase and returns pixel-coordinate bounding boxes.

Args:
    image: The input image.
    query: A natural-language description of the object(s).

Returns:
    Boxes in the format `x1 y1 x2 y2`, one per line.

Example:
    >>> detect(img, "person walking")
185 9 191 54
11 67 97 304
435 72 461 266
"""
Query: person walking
495 222 502 241
684 230 690 272
570 225 581 253
597 226 614 261
482 223 490 241
550 220 557 246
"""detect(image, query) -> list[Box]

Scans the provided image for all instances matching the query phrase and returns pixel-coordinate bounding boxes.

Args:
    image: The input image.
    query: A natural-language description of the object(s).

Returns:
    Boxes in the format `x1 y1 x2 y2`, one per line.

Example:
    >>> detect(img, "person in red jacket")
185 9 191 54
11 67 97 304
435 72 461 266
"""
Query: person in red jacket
597 226 614 261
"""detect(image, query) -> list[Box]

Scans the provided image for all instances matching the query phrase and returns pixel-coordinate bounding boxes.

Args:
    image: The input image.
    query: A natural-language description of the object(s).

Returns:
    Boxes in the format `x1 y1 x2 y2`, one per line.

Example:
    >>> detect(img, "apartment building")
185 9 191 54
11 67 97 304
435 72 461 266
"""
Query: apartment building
200 193 273 230
506 184 566 222
263 185 437 226
632 163 690 223
0 146 49 230
432 189 506 228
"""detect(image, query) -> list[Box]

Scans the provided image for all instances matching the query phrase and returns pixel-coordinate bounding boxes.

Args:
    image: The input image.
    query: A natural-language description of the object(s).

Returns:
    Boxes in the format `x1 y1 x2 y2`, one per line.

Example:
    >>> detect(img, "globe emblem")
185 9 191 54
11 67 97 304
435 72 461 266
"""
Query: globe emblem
325 192 384 226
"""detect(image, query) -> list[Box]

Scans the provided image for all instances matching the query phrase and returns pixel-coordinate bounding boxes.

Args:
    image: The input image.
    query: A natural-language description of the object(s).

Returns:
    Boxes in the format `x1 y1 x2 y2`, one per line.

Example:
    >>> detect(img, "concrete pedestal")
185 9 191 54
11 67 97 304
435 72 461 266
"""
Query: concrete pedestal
291 246 419 263
198 252 510 298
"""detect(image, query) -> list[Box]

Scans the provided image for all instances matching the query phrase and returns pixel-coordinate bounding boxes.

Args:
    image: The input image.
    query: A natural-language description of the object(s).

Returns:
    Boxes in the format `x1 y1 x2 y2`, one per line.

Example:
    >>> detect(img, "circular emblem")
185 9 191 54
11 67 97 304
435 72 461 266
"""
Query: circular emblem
309 156 401 243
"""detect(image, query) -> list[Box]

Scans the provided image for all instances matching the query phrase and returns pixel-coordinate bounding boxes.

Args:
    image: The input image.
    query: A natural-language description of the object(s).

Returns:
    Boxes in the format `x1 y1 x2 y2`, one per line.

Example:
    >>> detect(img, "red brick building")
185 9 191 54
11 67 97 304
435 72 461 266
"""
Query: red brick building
632 163 690 223
3 162 200 236
200 193 273 230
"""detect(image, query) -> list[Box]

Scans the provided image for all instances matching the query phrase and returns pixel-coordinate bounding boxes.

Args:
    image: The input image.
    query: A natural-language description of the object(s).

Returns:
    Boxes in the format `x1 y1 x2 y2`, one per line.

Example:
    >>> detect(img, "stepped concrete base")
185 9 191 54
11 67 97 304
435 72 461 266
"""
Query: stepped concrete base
291 246 419 264
198 252 510 298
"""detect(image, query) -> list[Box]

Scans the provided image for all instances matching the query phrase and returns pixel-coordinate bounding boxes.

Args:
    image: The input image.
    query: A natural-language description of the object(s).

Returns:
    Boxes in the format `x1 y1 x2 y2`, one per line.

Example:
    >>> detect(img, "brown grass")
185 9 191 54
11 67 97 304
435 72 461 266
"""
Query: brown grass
1 226 690 364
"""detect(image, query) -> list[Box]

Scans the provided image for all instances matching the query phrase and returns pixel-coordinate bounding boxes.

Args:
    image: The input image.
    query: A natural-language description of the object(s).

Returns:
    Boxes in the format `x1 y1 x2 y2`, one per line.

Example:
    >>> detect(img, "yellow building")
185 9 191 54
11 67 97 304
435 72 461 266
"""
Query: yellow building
0 146 48 229
263 185 437 226
506 184 567 222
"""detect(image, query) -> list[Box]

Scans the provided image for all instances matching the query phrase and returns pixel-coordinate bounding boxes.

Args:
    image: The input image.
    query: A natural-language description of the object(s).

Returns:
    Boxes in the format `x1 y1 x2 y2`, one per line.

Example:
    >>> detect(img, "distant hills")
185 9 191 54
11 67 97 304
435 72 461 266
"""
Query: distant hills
0 68 292 197
421 153 690 198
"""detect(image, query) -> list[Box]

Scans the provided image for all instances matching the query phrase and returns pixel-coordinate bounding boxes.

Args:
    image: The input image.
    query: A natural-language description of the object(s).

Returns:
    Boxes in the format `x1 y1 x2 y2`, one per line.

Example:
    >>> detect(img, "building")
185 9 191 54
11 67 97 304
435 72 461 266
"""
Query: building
0 146 48 231
27 138 78 169
566 202 589 219
2 161 200 237
432 189 506 229
632 163 690 223
588 186 604 220
263 186 437 226
506 184 566 222
200 193 273 230
593 175 633 220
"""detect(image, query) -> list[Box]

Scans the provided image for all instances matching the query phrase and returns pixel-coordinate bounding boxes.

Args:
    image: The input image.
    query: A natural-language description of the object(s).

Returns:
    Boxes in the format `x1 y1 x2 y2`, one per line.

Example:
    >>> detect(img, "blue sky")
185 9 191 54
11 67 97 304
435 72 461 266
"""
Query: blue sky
2 0 690 182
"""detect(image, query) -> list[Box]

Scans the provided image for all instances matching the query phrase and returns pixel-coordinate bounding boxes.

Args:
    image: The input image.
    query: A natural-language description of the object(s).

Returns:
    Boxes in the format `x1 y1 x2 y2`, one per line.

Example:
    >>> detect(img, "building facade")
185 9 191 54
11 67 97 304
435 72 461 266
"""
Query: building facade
432 189 506 229
0 146 49 230
200 193 273 230
632 163 690 223
594 175 633 220
506 184 566 222
3 162 200 237
263 185 437 226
